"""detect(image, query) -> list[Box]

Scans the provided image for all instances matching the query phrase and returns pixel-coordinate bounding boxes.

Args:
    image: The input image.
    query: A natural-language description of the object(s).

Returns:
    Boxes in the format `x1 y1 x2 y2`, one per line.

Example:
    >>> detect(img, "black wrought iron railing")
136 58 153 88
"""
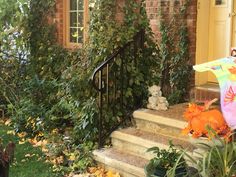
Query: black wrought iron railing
91 29 145 148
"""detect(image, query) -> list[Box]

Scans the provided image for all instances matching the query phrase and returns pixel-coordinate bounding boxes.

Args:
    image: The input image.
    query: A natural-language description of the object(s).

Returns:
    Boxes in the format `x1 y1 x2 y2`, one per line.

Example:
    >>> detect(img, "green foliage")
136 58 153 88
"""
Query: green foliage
168 130 236 177
201 141 236 177
88 0 159 108
145 143 187 177
157 0 192 104
0 0 193 174
45 133 95 175
67 142 95 173
73 98 99 143
1 0 159 173
0 0 29 105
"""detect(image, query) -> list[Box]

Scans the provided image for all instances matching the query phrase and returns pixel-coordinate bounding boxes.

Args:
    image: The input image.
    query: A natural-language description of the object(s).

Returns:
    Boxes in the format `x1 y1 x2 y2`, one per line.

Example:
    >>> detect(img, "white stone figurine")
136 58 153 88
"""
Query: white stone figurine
147 85 169 111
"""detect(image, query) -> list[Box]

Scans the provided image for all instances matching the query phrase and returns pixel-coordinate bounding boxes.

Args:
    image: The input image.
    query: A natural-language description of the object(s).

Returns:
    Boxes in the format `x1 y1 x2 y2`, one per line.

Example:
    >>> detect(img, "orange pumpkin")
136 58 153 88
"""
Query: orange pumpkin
182 100 231 139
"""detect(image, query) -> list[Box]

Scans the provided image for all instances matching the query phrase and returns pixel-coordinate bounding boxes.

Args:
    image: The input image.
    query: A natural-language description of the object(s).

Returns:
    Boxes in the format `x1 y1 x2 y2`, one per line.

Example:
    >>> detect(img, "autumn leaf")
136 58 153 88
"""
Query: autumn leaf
25 153 36 158
19 139 26 145
68 153 76 161
106 171 114 177
17 132 27 138
4 119 11 126
7 130 15 135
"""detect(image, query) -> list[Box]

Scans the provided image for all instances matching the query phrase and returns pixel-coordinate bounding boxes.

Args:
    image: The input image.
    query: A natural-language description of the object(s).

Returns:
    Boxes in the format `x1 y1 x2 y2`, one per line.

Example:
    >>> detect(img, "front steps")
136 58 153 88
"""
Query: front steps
93 148 147 177
93 104 196 177
194 83 220 102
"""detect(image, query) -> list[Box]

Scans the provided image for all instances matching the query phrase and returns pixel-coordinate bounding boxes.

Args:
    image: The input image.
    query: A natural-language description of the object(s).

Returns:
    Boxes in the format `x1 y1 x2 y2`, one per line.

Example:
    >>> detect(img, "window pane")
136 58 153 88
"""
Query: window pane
69 0 84 44
70 28 78 43
77 28 83 43
70 28 83 43
70 12 77 27
78 0 84 10
70 0 77 11
78 12 83 27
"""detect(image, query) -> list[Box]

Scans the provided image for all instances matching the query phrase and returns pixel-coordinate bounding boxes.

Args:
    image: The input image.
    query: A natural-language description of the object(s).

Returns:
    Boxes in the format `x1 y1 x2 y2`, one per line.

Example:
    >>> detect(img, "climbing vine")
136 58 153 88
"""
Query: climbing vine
0 0 194 174
0 0 159 174
158 0 192 104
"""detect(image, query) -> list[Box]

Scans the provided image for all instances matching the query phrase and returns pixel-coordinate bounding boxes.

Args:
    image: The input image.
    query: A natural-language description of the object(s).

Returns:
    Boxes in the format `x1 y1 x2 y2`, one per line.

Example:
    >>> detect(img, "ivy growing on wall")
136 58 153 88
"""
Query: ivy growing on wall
1 0 155 136
158 0 192 104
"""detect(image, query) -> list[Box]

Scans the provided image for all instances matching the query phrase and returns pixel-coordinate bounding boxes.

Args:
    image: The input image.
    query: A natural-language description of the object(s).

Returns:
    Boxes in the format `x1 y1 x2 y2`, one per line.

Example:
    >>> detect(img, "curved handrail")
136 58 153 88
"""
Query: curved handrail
91 40 133 91
91 47 123 91
91 29 144 148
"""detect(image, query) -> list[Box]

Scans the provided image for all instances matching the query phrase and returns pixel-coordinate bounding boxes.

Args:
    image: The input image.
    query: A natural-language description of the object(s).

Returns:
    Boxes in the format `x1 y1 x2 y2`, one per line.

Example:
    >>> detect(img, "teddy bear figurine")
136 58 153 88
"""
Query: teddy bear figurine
147 85 169 111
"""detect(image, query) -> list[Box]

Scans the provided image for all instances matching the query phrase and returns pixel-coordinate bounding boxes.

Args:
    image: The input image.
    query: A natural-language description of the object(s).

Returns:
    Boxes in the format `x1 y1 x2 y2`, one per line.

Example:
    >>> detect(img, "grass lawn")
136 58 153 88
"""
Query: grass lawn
0 124 58 177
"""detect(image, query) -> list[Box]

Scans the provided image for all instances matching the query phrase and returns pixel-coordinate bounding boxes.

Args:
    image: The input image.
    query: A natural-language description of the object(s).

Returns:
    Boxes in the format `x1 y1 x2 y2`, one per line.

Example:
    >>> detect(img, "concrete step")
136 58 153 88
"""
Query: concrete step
133 104 188 135
194 83 220 102
93 148 148 177
93 104 200 176
111 127 195 160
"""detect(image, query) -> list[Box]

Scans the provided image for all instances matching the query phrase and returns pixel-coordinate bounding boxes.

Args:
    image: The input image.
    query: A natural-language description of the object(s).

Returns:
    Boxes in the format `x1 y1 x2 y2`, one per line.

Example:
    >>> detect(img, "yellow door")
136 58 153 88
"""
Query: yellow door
208 0 233 82
232 2 236 47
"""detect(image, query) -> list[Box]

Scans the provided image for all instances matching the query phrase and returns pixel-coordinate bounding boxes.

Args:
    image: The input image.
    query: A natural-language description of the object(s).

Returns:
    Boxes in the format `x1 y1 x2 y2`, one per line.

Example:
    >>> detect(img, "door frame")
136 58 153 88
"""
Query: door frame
195 0 234 86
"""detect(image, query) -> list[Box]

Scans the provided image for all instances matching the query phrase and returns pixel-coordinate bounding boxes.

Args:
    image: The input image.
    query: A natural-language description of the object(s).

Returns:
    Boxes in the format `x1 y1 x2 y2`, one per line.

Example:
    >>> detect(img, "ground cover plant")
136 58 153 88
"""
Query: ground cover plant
167 130 236 177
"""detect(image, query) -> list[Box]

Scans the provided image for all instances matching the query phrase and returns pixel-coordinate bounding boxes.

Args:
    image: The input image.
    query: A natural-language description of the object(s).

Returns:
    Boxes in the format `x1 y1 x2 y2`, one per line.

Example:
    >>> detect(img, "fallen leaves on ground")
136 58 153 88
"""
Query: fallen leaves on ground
0 118 12 126
67 167 121 177
24 153 36 158
87 167 120 177
17 132 27 138
4 119 11 126
1 119 121 177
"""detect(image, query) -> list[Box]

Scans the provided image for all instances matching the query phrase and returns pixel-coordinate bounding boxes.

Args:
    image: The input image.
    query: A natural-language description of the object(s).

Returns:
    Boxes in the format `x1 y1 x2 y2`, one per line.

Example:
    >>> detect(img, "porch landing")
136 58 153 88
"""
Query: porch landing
194 83 220 102
93 104 197 177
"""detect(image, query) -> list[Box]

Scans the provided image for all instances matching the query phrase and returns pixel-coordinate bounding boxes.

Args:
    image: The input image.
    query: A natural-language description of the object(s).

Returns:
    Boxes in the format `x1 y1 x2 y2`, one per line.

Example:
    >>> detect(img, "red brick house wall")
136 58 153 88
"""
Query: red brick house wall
146 0 197 66
54 0 64 45
54 0 197 65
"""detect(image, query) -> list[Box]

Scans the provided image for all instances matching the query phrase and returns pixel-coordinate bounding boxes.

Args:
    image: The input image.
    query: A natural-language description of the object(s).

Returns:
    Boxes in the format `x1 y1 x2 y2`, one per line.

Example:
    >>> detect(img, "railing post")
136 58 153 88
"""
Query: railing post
91 30 144 148
120 49 124 116
133 35 137 66
106 64 109 105
140 29 145 50
98 70 103 148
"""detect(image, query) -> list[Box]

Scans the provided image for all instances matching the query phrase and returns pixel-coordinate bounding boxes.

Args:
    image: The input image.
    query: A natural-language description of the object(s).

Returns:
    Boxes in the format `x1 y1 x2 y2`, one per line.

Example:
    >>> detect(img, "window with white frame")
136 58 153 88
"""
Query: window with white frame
69 0 84 44
64 0 89 47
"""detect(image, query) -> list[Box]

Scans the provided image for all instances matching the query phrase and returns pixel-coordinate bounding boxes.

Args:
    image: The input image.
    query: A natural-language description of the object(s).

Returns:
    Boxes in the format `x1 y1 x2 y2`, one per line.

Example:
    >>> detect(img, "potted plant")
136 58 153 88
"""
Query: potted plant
144 143 187 177
168 132 236 177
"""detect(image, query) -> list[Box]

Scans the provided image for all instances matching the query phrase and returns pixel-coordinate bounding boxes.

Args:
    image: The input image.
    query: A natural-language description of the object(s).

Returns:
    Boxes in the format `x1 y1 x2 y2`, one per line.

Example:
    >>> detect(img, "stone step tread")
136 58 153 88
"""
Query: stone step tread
196 83 220 92
93 148 147 176
133 105 188 130
134 103 188 121
112 127 195 151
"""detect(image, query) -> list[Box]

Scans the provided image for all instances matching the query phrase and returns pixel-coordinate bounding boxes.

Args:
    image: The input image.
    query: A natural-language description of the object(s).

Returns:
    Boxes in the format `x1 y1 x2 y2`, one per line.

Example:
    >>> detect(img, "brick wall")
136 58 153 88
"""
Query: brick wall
54 0 64 46
145 0 197 66
54 0 197 66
